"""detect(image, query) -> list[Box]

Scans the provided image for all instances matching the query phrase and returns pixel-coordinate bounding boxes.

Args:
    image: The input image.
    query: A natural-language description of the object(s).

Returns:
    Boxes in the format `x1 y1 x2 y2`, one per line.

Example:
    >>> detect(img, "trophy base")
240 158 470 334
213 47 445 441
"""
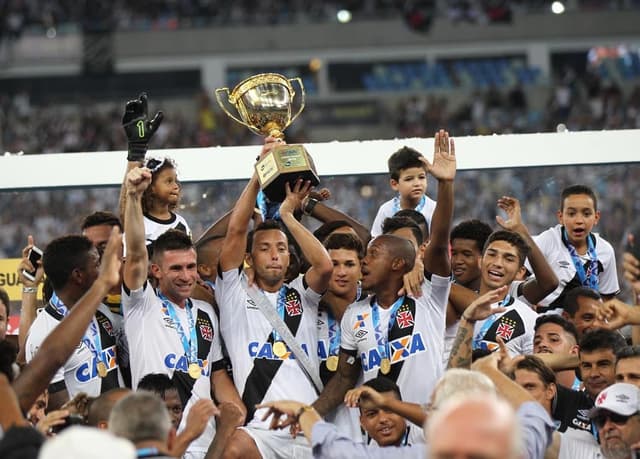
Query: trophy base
255 144 319 203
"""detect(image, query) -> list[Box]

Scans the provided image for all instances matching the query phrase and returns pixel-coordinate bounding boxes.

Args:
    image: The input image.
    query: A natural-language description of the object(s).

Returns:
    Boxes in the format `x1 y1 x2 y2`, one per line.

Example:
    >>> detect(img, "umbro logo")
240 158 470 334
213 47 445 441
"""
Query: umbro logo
558 261 571 269
355 329 368 339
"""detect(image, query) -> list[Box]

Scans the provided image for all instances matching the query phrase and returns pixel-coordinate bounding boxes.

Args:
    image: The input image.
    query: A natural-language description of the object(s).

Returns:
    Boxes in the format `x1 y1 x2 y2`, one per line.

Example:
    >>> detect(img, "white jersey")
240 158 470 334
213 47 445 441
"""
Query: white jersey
527 224 619 310
341 274 450 445
472 296 538 356
317 303 362 441
121 282 224 403
144 212 192 245
559 432 602 459
215 269 322 428
25 300 124 397
443 280 526 366
177 376 217 458
370 196 436 238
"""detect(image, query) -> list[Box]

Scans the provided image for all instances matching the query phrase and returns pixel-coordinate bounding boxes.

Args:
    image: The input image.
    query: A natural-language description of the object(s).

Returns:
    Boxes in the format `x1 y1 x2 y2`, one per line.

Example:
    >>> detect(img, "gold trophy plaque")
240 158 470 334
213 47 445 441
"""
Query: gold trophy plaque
216 73 319 202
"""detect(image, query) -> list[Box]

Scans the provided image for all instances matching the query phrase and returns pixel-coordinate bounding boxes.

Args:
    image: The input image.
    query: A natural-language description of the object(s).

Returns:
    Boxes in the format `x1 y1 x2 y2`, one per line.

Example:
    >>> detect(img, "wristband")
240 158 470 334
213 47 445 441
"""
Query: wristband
295 405 314 421
127 143 148 162
303 197 318 216
22 286 38 294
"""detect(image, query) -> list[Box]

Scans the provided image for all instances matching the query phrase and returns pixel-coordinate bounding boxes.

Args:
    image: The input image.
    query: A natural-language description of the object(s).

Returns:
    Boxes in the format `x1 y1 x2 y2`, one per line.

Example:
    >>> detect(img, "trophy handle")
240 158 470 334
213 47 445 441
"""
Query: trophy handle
214 87 251 129
288 77 306 124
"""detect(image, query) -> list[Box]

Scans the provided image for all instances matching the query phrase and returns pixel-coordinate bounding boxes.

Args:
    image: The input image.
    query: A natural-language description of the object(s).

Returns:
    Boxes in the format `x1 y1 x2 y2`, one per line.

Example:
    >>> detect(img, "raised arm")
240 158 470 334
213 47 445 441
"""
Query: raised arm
496 196 558 304
13 228 122 412
279 180 333 293
16 235 45 366
422 130 455 277
218 139 280 273
123 167 152 291
118 93 163 224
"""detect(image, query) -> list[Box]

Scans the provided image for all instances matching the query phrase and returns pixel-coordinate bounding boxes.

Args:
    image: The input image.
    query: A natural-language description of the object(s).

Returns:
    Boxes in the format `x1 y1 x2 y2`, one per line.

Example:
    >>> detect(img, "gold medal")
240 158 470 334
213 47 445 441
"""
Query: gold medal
273 341 287 358
380 358 391 375
326 356 339 372
188 363 202 379
97 361 108 378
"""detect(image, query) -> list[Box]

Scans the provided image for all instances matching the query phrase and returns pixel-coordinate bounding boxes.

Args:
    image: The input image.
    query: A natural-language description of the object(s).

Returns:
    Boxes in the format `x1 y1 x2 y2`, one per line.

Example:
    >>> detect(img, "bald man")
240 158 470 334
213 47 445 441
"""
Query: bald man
427 395 520 459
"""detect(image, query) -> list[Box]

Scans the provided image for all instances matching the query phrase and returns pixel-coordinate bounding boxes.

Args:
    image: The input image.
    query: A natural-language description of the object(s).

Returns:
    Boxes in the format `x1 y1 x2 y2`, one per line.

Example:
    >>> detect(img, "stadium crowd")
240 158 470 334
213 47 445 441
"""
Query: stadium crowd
0 89 639 459
1 0 637 38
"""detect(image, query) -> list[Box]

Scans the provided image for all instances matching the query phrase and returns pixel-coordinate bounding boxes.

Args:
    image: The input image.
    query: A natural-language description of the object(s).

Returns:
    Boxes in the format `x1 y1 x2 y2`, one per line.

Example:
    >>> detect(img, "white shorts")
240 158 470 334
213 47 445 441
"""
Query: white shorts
240 426 311 459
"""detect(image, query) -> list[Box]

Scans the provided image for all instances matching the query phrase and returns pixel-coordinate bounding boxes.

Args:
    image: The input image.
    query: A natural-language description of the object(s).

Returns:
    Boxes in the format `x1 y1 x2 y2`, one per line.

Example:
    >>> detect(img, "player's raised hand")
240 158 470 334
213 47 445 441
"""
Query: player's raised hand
423 129 456 182
125 167 152 196
280 178 311 217
496 196 527 234
122 93 164 162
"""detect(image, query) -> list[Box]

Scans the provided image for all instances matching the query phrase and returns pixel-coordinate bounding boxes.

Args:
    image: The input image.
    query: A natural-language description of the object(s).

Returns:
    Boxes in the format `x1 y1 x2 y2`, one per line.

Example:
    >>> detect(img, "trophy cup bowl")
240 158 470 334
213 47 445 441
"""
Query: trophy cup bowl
216 73 319 203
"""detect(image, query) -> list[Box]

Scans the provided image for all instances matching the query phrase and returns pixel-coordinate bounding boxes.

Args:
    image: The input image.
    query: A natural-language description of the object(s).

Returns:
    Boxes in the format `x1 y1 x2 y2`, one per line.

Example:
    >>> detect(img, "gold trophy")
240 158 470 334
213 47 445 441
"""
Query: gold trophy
216 73 319 203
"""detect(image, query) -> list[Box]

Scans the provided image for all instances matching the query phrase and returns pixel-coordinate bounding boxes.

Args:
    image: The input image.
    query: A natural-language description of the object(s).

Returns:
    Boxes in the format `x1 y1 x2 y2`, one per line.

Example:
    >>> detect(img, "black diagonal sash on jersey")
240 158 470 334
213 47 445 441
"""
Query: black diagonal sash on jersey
482 307 526 345
241 286 303 422
95 310 120 392
544 259 605 313
377 297 416 383
171 307 217 406
43 304 121 394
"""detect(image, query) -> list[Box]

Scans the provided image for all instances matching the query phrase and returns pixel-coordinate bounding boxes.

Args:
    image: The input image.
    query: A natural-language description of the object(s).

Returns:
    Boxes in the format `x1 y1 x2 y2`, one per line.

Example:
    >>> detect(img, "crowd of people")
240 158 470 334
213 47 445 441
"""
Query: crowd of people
2 69 640 263
0 94 639 459
1 0 636 40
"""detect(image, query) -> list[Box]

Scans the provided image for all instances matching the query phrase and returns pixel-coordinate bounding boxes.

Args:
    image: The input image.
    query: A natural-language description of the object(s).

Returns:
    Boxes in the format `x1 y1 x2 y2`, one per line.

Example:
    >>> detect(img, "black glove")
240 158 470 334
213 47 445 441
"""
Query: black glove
122 92 164 162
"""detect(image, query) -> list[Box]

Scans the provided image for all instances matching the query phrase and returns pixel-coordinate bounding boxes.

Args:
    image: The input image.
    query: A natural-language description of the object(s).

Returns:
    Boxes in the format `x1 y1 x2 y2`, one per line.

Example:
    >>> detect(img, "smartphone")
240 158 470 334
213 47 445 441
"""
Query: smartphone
22 246 43 282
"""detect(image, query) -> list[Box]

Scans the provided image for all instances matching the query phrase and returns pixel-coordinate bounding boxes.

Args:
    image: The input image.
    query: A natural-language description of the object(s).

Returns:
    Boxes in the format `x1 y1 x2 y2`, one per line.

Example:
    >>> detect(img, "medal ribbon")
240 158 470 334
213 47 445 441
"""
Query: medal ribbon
257 190 281 221
327 310 341 358
137 448 160 458
371 296 405 365
50 292 106 373
392 194 426 214
472 294 512 351
562 227 599 290
202 280 215 292
49 292 69 316
157 291 198 367
271 285 288 345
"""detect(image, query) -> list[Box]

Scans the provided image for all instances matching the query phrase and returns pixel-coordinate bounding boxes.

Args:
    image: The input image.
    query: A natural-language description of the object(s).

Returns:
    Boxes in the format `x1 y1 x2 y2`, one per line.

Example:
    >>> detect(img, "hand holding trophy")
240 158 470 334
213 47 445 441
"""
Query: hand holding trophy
216 73 319 204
